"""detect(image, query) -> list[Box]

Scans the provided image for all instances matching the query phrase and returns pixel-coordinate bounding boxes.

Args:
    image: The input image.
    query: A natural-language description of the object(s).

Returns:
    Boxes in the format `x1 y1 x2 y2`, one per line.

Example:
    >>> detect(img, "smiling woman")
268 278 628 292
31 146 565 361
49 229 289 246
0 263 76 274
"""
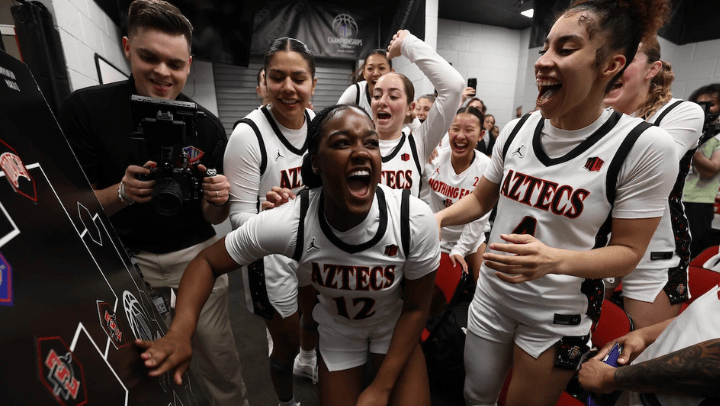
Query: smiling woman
433 1 680 405
136 104 441 406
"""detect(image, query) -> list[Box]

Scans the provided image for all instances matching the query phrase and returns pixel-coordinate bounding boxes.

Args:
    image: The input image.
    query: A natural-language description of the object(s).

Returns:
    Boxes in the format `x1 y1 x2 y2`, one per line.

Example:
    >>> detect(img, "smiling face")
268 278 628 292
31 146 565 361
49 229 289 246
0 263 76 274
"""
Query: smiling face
449 113 483 161
371 73 413 138
535 13 625 130
483 114 495 131
604 49 659 114
414 98 433 122
312 107 381 230
123 27 191 100
363 53 392 95
266 51 317 129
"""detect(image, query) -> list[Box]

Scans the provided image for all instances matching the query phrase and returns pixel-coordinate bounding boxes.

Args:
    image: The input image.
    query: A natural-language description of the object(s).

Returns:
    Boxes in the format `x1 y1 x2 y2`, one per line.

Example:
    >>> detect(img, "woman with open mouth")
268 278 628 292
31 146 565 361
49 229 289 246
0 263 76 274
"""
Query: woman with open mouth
136 104 440 406
372 29 464 197
338 49 394 118
603 38 704 331
422 106 492 284
434 1 679 405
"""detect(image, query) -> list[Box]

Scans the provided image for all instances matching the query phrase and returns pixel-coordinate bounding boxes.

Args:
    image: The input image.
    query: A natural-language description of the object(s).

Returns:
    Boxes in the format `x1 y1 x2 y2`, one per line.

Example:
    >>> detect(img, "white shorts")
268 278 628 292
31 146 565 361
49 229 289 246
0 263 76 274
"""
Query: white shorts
317 315 398 372
242 254 299 319
467 281 592 359
620 267 669 303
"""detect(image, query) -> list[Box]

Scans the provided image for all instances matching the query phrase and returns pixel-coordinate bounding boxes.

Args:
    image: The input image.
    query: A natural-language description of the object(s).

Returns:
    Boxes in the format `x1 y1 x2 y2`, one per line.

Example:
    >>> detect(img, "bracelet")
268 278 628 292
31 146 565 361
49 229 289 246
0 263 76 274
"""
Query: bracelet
118 183 134 205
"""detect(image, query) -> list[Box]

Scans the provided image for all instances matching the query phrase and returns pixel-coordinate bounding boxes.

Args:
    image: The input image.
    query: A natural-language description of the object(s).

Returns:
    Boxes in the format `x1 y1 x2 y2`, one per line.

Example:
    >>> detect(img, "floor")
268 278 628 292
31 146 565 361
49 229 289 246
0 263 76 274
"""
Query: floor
224 269 470 406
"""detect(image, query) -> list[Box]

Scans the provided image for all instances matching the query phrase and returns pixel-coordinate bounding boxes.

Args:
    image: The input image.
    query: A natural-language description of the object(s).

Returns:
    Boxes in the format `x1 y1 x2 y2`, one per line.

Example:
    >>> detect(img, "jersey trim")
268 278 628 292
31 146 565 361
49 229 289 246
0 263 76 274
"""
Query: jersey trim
605 120 653 204
502 113 532 160
260 105 310 156
407 134 423 193
400 189 411 256
318 187 389 254
533 111 622 167
292 188 311 261
382 133 407 163
235 118 267 175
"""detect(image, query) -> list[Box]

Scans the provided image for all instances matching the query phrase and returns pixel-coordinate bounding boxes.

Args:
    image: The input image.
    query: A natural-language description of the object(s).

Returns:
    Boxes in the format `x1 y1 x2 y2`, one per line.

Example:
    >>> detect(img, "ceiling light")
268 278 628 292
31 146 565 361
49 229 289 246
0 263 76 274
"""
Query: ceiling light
521 9 534 18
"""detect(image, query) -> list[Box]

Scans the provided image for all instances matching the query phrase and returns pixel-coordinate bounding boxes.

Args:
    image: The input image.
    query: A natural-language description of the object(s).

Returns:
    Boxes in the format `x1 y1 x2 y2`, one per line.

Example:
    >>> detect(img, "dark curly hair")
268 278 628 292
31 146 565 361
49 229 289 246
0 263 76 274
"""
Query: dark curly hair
566 0 671 94
300 104 373 189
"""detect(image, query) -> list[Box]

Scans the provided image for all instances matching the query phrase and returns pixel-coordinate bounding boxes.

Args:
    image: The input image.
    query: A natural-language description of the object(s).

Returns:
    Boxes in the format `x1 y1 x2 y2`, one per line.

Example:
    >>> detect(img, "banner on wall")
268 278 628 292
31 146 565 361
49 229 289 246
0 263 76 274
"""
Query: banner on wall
251 1 381 60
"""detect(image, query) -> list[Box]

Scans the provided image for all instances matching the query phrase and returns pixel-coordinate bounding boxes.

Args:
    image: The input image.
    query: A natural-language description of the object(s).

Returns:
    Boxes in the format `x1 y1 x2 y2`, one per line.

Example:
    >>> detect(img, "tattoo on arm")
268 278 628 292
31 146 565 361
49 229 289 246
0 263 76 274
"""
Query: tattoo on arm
614 339 720 398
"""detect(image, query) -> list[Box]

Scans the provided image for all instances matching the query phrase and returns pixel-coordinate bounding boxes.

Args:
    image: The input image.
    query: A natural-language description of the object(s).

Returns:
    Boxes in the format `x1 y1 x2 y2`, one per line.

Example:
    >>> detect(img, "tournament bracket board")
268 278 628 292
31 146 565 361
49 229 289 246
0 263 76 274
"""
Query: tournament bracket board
0 50 209 406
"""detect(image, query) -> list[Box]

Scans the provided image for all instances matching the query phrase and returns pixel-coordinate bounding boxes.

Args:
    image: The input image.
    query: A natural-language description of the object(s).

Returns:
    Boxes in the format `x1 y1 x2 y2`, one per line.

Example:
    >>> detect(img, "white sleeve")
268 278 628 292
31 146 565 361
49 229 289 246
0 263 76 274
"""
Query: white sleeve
613 126 679 218
337 83 359 105
658 101 705 160
224 122 264 230
224 200 299 266
404 196 441 280
401 34 464 162
450 210 489 258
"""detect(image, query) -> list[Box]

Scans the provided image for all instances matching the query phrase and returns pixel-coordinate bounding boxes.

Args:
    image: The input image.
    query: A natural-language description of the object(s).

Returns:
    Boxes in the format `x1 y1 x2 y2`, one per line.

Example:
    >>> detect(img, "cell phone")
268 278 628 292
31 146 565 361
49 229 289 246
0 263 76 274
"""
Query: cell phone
602 343 622 367
467 78 477 90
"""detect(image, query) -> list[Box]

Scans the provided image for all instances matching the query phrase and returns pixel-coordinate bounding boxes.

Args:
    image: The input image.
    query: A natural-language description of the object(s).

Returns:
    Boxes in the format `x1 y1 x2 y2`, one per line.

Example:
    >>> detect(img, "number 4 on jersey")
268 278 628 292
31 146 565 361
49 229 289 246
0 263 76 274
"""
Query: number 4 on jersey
512 216 537 236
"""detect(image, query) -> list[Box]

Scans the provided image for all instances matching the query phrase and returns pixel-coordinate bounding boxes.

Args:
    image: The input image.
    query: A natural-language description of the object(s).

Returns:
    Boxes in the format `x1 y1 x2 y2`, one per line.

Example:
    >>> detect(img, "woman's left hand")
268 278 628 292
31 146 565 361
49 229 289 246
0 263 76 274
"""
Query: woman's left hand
356 383 391 406
483 233 561 284
387 30 409 60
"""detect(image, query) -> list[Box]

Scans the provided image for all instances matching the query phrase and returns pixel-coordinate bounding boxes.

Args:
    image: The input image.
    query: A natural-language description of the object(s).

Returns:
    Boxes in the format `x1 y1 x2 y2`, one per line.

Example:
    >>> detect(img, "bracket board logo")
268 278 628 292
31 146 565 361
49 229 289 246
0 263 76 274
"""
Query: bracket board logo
0 139 37 202
37 336 88 406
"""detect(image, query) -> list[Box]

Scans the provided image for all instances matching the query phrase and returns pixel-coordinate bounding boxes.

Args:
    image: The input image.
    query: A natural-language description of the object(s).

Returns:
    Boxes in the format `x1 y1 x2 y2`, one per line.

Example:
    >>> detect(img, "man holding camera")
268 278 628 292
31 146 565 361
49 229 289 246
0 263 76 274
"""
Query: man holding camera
57 1 247 405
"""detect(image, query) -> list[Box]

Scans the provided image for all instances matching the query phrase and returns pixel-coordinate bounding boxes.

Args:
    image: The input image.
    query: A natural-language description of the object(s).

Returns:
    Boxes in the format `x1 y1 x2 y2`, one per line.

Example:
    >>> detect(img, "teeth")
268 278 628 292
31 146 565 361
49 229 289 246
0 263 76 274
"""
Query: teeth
151 79 171 86
281 99 298 104
536 78 560 86
350 170 369 177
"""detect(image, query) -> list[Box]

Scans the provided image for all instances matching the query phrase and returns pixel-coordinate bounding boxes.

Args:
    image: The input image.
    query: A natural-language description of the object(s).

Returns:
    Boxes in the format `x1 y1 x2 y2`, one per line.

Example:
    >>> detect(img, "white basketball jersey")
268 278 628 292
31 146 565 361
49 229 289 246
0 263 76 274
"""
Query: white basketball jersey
296 185 433 328
483 111 652 322
625 285 720 406
424 148 491 251
380 132 424 197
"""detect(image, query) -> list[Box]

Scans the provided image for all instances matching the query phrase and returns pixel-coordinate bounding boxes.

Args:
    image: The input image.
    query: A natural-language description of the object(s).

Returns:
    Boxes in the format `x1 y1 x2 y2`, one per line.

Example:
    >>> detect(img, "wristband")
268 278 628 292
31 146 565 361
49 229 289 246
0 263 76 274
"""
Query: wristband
118 183 135 205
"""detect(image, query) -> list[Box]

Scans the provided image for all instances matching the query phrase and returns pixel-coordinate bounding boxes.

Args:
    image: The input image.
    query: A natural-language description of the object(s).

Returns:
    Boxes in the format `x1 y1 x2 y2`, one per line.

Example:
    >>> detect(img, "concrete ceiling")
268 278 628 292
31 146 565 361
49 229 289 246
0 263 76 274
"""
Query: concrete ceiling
438 0 534 30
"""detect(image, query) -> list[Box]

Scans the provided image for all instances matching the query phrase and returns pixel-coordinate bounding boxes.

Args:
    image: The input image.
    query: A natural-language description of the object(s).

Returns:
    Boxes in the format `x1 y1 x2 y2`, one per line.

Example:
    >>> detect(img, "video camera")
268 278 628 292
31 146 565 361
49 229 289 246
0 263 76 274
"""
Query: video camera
696 100 720 145
131 95 213 216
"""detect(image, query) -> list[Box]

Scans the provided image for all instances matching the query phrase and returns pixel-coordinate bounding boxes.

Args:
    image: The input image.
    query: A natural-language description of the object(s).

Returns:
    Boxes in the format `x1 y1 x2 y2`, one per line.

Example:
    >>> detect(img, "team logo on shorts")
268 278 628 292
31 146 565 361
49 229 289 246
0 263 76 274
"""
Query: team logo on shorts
37 337 88 406
401 153 410 161
584 157 604 172
568 345 582 360
511 145 525 158
0 140 37 202
0 252 12 306
384 244 398 257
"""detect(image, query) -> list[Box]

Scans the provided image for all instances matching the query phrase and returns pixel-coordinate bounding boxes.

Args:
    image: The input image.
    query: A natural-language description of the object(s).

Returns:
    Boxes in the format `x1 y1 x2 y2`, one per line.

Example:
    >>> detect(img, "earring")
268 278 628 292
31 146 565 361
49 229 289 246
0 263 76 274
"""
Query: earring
312 167 319 174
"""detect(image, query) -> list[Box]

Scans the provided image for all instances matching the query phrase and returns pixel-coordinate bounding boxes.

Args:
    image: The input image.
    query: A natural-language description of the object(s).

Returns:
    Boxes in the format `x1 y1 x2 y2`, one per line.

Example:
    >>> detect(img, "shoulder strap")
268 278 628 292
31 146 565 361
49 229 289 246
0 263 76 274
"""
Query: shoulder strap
401 188 411 256
236 118 267 176
355 83 361 105
502 113 533 160
407 133 424 173
605 121 653 203
652 100 684 126
292 189 311 262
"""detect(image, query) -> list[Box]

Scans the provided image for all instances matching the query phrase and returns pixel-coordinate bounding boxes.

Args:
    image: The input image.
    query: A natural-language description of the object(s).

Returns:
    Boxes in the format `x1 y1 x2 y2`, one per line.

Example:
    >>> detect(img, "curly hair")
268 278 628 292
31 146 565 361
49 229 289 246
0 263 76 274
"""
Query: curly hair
567 0 671 94
634 38 674 119
300 104 373 189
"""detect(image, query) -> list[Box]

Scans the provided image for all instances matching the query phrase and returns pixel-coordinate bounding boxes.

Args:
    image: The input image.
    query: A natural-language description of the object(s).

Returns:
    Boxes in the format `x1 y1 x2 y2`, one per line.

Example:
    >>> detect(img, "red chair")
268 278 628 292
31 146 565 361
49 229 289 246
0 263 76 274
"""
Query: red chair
421 253 468 342
592 299 634 349
689 245 719 268
680 265 720 313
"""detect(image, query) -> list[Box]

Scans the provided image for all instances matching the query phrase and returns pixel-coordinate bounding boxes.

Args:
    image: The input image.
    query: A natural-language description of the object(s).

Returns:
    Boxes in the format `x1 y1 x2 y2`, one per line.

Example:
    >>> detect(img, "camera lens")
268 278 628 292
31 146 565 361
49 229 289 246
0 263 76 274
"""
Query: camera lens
152 177 184 216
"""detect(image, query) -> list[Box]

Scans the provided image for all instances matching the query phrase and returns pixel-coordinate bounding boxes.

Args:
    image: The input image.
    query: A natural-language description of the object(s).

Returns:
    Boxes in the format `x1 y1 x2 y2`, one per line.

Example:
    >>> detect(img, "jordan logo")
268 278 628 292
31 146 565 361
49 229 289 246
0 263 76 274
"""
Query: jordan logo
306 238 320 251
511 145 525 158
275 149 284 160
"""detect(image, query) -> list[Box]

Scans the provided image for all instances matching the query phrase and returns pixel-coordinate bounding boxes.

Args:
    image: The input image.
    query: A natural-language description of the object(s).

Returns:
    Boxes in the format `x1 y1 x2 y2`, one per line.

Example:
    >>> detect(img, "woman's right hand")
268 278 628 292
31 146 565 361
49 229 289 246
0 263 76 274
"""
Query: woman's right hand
462 87 476 102
262 186 296 210
592 330 648 366
135 331 193 385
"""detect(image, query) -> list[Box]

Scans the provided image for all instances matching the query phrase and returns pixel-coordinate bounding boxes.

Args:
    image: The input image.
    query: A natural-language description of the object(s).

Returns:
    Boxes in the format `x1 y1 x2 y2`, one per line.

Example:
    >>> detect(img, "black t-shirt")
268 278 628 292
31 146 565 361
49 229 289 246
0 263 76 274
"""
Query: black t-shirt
58 77 227 253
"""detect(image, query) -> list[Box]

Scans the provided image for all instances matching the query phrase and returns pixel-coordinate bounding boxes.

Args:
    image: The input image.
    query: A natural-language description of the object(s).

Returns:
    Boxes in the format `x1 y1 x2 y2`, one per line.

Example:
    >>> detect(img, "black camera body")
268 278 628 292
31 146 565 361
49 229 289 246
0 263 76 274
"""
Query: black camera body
131 95 213 216
696 100 720 145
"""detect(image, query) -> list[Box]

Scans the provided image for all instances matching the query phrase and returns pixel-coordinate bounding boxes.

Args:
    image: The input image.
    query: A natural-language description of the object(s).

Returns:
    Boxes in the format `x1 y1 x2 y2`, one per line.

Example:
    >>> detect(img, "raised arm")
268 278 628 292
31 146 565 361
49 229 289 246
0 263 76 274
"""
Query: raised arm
389 31 464 160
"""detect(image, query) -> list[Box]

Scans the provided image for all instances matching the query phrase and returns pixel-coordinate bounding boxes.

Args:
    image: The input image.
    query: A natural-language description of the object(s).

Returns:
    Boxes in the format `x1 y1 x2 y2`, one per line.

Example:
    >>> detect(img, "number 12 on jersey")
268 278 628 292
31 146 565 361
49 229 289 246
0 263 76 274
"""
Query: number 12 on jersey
333 296 377 320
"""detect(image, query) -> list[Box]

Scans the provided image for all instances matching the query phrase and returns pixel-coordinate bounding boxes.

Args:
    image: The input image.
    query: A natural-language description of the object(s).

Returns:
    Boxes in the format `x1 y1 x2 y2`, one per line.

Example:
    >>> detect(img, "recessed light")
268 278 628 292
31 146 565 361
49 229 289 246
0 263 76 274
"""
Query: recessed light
521 9 534 18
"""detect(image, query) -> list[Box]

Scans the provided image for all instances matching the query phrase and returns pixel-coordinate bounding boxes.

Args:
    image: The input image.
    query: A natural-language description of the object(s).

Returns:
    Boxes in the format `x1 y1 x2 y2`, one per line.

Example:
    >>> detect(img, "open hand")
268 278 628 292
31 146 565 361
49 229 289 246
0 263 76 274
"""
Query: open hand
263 186 296 210
483 233 561 284
134 332 192 385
